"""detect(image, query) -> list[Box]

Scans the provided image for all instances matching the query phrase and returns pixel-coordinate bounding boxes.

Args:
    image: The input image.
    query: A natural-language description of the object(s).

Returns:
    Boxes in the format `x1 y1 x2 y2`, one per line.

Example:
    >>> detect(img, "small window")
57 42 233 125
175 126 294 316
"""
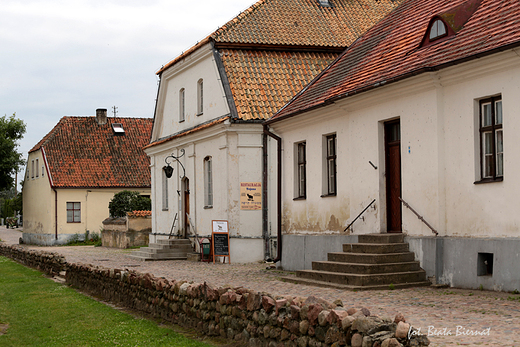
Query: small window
42 166 44 177
179 88 185 122
204 156 213 207
429 19 447 40
31 160 34 179
477 252 493 276
111 123 125 135
162 168 169 210
35 158 39 177
296 142 306 199
478 96 503 182
197 79 203 116
66 202 81 223
325 134 337 196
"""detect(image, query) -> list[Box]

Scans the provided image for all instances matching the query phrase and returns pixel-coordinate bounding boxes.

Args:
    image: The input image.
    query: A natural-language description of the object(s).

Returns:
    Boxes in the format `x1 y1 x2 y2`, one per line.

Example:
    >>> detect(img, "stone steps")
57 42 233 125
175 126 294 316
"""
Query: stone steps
129 238 192 261
282 233 430 291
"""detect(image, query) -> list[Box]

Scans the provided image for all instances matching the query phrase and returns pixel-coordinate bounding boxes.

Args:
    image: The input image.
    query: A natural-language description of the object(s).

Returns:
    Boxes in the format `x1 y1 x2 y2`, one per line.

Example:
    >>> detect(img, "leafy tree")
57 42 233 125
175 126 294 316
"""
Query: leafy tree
108 190 151 218
0 113 26 190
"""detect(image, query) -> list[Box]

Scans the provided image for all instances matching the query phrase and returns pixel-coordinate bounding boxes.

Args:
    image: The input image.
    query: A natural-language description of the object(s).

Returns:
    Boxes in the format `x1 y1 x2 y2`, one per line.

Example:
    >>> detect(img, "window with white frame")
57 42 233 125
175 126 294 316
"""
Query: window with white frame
162 168 169 210
197 79 203 116
204 156 213 207
296 142 306 199
324 134 336 196
479 96 503 182
179 88 185 122
66 202 81 223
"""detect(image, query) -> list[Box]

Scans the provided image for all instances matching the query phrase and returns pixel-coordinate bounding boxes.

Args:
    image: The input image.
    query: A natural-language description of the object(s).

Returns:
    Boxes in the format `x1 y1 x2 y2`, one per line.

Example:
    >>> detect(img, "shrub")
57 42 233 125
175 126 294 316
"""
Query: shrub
109 191 151 218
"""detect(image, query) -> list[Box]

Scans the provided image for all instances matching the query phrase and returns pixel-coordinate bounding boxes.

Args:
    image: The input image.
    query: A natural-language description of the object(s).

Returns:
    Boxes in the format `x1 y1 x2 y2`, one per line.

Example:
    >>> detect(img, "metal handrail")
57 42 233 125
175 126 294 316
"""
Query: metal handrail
399 197 438 236
344 199 376 232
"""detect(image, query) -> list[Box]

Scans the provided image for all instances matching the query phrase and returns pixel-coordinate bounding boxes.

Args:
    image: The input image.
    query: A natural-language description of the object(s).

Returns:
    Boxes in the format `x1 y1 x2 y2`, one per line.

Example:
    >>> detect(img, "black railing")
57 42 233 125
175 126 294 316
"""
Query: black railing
344 199 376 232
399 197 438 236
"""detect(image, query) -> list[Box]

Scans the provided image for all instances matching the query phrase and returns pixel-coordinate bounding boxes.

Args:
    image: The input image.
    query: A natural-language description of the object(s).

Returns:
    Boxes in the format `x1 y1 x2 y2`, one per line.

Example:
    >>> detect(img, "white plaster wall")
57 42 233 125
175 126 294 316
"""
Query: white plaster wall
270 49 520 239
146 122 265 262
153 44 230 141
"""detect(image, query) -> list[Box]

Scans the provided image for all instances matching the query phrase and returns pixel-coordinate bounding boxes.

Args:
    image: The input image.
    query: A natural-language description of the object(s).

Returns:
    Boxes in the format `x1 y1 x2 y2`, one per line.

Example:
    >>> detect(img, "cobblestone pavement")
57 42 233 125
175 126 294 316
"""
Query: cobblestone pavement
1 227 519 346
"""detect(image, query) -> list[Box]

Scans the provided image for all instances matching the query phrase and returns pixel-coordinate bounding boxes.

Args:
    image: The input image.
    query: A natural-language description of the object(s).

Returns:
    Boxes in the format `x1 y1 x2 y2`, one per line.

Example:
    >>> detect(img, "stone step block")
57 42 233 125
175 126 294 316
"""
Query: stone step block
328 251 416 264
358 233 404 244
311 260 421 274
280 276 430 291
342 242 409 254
296 269 427 287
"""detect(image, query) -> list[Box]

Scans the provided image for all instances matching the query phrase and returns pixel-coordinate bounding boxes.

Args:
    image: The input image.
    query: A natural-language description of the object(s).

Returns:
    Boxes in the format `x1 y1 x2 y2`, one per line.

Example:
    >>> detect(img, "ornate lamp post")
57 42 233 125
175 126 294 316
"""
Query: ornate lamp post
163 149 186 179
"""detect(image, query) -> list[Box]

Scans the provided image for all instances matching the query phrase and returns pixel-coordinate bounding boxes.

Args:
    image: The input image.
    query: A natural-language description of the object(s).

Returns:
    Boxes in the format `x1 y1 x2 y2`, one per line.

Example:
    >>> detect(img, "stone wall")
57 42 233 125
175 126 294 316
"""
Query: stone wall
102 211 151 248
0 244 429 347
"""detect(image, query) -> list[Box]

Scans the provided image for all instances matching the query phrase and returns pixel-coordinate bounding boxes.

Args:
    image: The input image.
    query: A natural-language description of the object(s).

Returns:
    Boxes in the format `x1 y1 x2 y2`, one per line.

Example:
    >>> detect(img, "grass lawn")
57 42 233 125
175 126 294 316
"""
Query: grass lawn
0 256 214 347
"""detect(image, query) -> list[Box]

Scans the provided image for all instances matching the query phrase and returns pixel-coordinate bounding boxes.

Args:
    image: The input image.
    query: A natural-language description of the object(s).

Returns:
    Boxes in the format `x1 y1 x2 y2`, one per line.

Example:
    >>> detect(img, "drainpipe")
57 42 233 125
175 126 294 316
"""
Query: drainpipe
263 125 282 263
54 188 58 240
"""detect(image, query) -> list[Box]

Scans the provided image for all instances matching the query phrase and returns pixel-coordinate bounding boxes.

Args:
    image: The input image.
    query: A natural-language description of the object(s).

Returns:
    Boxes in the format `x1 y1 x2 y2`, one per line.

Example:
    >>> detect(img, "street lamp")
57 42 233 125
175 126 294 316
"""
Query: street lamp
163 149 186 179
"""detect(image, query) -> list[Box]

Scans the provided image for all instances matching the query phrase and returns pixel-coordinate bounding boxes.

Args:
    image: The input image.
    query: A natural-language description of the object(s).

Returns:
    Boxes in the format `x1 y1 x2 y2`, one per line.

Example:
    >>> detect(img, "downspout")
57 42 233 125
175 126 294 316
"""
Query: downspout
263 125 282 263
54 189 58 240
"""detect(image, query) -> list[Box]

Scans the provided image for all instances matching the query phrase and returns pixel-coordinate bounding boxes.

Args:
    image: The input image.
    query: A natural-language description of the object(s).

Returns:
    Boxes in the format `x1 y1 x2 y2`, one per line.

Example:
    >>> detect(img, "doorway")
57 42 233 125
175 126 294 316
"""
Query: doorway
385 120 402 232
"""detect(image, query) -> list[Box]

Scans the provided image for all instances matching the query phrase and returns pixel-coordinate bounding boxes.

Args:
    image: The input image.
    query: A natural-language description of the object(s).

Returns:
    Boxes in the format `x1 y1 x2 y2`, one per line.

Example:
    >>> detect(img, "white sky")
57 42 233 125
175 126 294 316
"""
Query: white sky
0 0 253 190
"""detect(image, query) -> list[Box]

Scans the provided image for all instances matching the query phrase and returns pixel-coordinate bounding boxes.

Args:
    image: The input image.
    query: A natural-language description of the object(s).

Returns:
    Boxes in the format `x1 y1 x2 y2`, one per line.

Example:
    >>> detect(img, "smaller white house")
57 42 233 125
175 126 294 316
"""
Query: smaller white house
145 0 402 263
266 0 520 291
23 110 152 245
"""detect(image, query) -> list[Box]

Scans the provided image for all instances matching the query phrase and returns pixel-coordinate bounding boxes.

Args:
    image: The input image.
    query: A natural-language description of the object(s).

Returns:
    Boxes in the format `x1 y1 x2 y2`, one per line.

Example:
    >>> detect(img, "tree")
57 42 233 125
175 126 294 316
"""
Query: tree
108 190 152 218
0 113 26 190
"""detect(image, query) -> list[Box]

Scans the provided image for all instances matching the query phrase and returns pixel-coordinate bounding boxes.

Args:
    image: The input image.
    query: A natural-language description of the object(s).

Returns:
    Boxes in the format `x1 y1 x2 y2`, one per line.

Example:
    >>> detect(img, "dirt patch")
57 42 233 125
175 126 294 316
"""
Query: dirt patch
0 323 8 335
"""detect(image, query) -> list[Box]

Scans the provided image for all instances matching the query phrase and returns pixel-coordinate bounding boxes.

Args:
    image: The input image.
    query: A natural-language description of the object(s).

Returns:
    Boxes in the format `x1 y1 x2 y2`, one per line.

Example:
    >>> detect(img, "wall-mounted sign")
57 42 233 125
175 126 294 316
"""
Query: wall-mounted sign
240 182 262 210
212 220 230 264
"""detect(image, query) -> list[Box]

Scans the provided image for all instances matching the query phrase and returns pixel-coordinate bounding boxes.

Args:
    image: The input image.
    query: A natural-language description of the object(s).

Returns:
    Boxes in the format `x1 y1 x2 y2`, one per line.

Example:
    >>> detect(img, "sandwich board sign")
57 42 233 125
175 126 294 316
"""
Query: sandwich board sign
212 220 230 263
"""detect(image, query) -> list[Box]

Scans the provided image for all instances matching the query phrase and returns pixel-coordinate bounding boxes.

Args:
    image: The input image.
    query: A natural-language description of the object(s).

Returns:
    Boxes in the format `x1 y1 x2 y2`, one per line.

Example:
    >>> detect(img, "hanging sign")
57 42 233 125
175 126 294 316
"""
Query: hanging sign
212 220 230 263
240 182 262 210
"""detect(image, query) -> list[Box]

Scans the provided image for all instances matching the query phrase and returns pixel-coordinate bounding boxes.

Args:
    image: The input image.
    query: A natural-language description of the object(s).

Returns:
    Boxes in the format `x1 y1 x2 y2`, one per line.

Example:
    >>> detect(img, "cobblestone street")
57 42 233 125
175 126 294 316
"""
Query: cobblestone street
1 227 519 346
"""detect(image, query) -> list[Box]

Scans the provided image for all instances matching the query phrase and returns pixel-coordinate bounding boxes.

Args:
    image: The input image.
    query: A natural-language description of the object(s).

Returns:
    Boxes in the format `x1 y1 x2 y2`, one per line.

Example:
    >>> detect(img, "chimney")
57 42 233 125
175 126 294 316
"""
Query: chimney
96 108 107 125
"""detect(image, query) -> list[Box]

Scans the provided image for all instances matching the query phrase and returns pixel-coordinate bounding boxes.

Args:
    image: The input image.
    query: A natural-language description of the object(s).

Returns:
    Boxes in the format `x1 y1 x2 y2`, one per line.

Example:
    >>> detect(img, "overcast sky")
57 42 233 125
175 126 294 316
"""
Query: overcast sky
0 0 253 190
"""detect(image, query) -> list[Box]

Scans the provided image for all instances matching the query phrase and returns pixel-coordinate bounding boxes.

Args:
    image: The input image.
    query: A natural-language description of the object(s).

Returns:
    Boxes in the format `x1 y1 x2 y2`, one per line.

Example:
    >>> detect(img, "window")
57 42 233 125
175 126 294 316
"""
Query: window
31 160 34 178
204 156 213 207
429 19 447 41
35 158 39 177
479 96 503 182
66 202 81 223
42 165 44 177
296 142 306 199
197 79 203 115
179 88 185 122
324 134 336 196
162 168 169 210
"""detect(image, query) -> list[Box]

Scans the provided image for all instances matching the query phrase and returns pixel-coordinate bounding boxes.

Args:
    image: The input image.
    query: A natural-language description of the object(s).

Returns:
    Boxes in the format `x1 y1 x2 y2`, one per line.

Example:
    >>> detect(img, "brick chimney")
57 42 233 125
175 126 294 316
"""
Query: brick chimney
96 108 107 125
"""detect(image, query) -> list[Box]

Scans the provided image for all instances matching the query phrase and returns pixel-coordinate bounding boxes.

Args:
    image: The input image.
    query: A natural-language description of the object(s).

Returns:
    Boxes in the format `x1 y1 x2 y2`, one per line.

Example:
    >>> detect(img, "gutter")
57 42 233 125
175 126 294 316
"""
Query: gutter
263 125 282 263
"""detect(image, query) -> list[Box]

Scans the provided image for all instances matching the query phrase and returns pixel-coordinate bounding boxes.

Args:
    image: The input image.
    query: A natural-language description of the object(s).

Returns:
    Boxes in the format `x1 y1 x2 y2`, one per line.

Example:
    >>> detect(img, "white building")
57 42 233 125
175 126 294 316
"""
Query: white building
144 0 402 262
266 0 520 291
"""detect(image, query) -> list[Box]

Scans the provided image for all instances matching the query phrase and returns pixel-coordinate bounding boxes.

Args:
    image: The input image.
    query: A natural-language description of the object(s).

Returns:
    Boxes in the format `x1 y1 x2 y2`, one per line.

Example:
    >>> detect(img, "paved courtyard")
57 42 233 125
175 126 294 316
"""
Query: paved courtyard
1 226 519 346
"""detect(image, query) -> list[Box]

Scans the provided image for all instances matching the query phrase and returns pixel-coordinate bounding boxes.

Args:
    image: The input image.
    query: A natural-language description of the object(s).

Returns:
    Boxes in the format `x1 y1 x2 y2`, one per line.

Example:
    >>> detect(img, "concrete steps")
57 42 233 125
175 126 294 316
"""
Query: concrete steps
128 238 192 261
282 233 430 291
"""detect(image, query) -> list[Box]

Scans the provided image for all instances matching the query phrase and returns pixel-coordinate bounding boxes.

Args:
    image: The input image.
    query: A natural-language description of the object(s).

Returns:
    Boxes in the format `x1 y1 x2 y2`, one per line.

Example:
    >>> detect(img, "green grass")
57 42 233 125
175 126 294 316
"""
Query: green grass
0 256 213 347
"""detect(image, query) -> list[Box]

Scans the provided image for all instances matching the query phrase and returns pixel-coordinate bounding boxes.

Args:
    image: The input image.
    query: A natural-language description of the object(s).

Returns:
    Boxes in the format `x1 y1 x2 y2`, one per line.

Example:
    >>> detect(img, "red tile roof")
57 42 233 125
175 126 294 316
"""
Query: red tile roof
157 0 403 74
30 116 153 189
269 0 520 122
220 49 339 120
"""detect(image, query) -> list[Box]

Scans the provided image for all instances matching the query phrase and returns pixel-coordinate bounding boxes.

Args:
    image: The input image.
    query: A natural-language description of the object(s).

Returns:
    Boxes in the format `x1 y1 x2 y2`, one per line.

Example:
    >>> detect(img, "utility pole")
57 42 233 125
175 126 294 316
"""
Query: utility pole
112 106 118 118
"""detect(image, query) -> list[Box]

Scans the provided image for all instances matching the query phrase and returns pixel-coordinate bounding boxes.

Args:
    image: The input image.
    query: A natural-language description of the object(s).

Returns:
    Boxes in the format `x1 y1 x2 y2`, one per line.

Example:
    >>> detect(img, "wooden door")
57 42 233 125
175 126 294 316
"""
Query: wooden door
385 120 402 232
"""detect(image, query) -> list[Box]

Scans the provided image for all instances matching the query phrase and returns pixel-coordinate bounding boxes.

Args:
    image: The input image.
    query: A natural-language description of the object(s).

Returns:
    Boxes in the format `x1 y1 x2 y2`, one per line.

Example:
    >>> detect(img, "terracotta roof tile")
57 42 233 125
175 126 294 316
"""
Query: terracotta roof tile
30 117 153 189
157 0 403 74
220 49 339 120
270 0 520 121
128 210 152 217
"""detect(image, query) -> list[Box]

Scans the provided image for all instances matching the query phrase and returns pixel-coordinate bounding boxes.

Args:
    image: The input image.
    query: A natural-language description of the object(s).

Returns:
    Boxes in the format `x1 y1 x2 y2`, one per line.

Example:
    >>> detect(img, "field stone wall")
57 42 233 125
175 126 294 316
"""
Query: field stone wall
0 244 429 347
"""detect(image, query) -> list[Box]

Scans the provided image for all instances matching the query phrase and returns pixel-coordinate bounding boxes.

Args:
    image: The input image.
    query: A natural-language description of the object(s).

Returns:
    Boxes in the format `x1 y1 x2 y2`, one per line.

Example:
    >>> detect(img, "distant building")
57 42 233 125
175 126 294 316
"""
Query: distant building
145 0 402 262
266 0 520 290
23 109 152 245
